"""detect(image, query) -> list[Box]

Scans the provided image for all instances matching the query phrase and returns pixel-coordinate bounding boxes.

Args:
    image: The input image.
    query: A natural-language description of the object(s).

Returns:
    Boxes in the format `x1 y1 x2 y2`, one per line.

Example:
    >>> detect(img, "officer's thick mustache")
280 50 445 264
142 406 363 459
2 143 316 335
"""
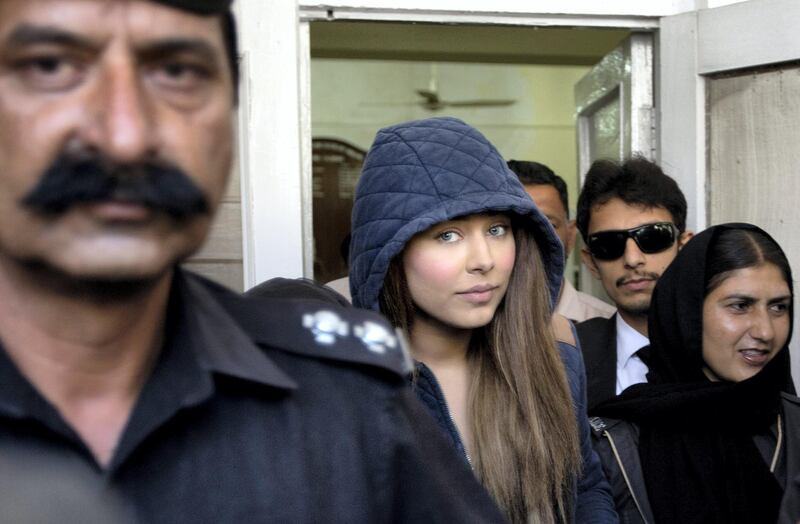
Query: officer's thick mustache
21 153 210 219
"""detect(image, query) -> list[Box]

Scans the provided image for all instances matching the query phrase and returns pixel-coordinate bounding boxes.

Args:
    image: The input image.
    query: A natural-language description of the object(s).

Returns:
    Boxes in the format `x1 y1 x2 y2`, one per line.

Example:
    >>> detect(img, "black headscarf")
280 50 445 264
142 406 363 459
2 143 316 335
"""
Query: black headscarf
593 223 794 524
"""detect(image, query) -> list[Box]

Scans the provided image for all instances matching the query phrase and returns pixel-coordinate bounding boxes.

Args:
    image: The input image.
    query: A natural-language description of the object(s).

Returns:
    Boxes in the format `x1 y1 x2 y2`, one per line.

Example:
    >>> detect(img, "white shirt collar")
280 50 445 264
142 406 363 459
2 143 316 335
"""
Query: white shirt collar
614 314 651 394
615 314 650 368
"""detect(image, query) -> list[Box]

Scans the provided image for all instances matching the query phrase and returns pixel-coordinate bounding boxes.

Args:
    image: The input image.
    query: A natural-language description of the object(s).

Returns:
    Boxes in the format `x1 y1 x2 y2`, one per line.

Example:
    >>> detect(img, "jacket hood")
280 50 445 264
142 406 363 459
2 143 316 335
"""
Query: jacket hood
349 117 564 312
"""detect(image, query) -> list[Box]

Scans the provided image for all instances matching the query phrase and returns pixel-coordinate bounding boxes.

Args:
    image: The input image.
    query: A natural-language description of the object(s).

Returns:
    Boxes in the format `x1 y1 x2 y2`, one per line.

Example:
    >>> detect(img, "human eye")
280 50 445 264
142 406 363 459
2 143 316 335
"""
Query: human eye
12 53 85 91
725 299 751 313
770 301 791 315
437 230 462 243
149 58 213 92
488 223 510 237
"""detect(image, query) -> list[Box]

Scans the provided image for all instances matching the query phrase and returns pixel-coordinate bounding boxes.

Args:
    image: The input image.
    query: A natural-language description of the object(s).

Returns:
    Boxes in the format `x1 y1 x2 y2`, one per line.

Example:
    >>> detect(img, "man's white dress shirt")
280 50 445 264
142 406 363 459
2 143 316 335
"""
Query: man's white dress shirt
615 314 650 394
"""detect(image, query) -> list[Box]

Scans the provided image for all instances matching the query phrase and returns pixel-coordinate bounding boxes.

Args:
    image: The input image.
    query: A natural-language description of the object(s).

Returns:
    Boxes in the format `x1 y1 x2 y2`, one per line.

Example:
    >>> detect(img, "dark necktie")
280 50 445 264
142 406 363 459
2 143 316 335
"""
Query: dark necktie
636 345 653 368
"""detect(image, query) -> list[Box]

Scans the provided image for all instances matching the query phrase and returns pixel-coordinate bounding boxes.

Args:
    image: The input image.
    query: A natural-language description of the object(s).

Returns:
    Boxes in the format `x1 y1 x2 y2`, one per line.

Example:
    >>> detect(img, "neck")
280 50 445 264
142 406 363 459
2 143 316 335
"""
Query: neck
408 312 473 455
0 257 174 466
408 314 471 369
618 309 649 336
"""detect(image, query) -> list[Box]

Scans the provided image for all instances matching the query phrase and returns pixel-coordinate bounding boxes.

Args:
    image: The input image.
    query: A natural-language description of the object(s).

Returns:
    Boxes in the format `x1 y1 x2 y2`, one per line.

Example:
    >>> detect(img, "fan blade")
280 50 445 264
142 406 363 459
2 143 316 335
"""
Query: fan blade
361 101 426 107
444 99 516 108
416 89 440 104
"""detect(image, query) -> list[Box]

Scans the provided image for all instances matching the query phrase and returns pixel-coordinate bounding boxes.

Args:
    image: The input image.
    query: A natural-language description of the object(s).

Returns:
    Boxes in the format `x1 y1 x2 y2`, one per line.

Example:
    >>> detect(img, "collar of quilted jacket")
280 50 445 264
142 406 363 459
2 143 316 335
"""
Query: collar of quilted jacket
348 116 564 313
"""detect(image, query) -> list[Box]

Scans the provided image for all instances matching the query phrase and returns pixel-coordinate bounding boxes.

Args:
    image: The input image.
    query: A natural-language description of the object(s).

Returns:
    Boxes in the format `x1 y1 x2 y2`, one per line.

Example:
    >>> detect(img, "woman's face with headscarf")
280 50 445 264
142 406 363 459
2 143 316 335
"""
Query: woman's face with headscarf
701 263 791 382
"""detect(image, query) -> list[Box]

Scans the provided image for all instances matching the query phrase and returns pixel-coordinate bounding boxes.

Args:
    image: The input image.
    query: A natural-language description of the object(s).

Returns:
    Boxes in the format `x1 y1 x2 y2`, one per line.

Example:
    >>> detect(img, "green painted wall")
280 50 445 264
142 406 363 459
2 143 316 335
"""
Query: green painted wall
311 59 590 280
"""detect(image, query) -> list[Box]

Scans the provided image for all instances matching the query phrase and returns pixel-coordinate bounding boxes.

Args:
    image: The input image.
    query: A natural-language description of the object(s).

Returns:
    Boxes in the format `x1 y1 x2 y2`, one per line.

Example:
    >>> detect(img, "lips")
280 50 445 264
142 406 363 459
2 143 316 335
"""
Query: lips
739 349 771 366
619 278 654 292
457 284 499 304
85 200 152 221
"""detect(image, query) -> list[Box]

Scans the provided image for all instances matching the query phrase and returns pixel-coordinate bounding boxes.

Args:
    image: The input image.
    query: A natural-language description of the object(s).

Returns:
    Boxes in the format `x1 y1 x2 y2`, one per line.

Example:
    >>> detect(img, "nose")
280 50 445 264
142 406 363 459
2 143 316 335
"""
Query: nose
466 236 495 274
84 55 157 162
622 237 646 269
749 308 776 343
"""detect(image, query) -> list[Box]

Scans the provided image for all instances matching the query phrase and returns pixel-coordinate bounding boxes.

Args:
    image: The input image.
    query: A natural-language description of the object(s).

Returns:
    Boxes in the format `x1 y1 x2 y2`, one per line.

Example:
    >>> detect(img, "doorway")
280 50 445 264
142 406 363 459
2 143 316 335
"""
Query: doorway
309 21 632 294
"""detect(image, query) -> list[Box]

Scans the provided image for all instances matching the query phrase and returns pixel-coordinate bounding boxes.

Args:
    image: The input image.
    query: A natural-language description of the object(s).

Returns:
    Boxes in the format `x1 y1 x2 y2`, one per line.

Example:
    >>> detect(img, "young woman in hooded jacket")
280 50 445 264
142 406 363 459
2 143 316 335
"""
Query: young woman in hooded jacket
348 117 616 523
590 223 800 524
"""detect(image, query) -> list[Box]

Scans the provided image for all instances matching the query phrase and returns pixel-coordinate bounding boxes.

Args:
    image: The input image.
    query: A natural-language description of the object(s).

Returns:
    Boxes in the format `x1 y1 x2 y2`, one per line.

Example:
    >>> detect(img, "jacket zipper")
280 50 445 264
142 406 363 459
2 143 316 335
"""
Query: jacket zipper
603 429 649 524
445 402 473 468
418 363 473 468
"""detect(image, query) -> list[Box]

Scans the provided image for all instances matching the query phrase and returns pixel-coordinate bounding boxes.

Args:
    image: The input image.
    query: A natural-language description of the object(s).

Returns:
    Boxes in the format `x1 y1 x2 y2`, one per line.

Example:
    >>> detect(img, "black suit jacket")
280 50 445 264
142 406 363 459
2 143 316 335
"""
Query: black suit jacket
576 315 618 411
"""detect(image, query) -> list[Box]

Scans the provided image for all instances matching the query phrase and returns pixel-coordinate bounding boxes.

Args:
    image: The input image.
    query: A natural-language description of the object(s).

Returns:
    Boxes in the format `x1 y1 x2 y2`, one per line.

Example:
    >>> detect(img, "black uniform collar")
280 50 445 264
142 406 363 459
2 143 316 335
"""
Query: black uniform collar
172 270 297 390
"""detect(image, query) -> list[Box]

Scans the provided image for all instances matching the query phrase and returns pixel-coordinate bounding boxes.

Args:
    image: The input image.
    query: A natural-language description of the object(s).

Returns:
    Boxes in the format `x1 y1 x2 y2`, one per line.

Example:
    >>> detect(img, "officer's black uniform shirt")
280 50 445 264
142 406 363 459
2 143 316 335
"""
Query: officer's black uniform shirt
0 270 505 523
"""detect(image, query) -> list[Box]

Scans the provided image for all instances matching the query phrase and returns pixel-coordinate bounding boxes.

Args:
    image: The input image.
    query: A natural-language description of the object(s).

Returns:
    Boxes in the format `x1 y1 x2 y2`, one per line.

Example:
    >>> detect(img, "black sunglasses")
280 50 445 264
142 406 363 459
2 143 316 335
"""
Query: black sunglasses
587 222 679 261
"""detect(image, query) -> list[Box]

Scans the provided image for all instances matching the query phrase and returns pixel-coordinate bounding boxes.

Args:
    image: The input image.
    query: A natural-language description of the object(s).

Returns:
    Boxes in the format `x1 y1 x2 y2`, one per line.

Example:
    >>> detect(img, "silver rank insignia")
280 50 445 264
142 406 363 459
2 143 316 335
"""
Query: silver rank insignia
302 310 349 345
353 320 397 354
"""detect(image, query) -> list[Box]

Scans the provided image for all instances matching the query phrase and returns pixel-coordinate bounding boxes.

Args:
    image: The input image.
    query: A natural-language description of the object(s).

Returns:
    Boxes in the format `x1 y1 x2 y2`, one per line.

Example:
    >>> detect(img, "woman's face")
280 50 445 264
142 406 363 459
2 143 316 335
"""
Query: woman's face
702 263 791 382
403 213 516 332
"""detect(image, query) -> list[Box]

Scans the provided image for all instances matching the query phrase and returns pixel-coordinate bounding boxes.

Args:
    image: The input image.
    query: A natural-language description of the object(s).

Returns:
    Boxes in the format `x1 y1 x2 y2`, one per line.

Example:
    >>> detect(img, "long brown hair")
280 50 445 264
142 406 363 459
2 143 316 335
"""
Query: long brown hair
379 226 581 523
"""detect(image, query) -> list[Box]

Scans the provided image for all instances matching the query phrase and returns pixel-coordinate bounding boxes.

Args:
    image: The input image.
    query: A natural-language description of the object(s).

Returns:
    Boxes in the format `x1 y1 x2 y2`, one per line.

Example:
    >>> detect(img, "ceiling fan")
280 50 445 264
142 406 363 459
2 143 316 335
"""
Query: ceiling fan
362 63 517 112
414 64 516 111
415 88 516 111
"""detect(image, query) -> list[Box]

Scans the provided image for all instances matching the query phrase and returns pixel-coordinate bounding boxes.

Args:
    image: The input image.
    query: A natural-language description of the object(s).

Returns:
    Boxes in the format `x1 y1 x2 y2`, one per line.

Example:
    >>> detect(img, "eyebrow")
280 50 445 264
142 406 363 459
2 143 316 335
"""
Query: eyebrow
137 38 221 69
723 293 791 302
4 24 99 52
722 294 755 302
4 25 221 68
444 217 509 229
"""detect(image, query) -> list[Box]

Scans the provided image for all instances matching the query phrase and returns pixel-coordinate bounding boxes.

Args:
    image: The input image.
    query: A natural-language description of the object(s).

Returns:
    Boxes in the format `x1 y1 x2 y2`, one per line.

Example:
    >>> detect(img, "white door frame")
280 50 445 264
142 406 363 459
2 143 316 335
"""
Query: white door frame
659 0 800 234
236 1 707 287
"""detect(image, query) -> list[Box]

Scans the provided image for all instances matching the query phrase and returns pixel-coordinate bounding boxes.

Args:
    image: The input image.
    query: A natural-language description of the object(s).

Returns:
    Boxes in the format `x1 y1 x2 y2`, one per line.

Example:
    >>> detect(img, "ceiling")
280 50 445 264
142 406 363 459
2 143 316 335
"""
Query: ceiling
310 22 632 66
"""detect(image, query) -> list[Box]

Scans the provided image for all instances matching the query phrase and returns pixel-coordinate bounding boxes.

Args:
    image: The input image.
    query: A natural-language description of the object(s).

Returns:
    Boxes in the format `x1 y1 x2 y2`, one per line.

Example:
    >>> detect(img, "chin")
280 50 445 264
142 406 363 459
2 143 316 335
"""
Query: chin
62 235 199 278
455 310 497 330
619 299 651 317
8 255 172 303
708 366 763 384
26 247 187 288
736 368 766 382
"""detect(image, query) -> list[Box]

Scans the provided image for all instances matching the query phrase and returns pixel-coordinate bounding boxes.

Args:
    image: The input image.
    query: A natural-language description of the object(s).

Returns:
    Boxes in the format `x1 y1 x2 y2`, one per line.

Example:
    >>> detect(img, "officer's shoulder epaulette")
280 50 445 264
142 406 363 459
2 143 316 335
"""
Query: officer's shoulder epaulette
227 294 413 378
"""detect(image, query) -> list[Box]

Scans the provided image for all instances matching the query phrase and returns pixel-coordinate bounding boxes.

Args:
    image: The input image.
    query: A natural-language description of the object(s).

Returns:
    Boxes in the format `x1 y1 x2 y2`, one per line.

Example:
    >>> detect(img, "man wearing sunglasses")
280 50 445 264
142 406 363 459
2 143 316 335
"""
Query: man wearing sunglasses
575 157 693 409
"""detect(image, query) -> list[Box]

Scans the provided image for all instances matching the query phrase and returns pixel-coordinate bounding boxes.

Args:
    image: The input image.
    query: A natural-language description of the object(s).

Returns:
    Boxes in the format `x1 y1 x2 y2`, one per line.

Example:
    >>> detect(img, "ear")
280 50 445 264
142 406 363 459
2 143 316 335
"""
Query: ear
580 247 602 280
565 220 577 255
677 230 694 249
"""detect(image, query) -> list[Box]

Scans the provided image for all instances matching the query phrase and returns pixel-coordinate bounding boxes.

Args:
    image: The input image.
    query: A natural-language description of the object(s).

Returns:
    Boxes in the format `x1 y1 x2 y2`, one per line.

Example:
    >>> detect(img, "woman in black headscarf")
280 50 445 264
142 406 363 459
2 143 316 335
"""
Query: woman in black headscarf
590 223 799 524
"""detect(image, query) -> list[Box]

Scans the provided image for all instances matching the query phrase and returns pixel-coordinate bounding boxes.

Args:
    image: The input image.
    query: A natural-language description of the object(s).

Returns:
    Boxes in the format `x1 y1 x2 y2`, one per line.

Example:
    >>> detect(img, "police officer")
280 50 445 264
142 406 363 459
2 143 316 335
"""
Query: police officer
0 1 504 522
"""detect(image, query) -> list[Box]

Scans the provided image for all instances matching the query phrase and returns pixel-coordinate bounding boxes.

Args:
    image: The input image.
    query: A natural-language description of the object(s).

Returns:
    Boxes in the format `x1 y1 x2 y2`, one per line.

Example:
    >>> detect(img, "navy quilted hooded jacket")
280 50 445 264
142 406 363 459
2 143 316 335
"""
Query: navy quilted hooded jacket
349 116 564 311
